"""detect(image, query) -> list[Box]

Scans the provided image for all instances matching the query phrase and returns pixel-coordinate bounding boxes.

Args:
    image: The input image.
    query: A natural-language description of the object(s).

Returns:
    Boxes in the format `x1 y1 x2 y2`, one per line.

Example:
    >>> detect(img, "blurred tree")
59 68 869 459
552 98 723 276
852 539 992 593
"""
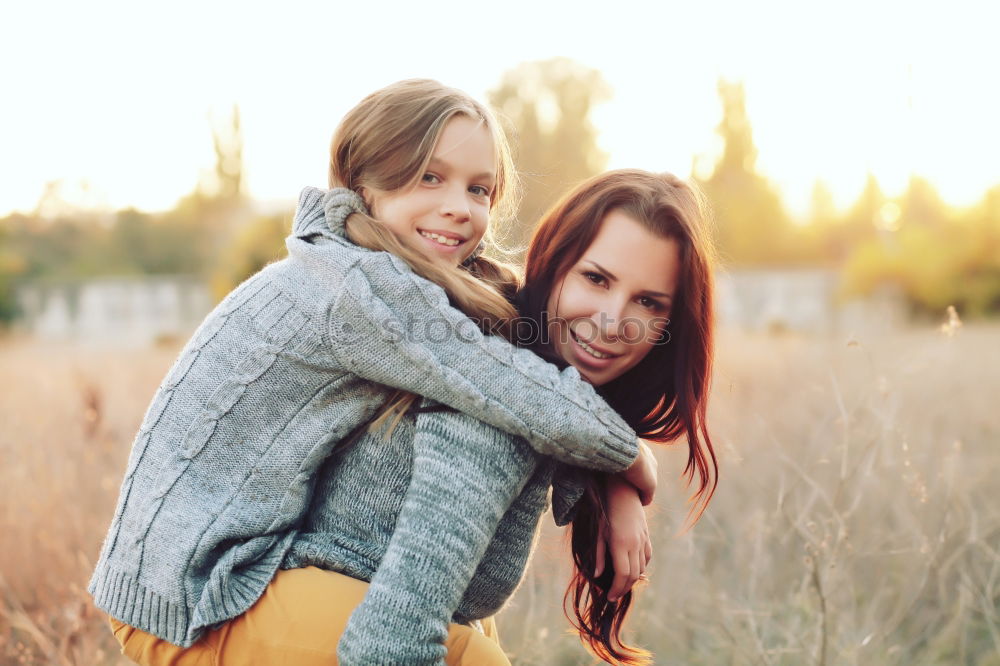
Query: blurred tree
802 173 886 266
841 178 1000 317
794 180 841 264
209 213 289 301
0 221 28 325
489 58 610 254
952 184 1000 315
841 174 886 242
109 208 206 275
211 104 245 202
695 80 792 266
898 175 948 230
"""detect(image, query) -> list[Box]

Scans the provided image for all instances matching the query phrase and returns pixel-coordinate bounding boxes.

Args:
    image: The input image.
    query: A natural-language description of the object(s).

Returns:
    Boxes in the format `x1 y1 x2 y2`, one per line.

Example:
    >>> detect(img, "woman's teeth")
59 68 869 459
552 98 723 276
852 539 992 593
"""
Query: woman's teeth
574 334 612 359
419 231 461 247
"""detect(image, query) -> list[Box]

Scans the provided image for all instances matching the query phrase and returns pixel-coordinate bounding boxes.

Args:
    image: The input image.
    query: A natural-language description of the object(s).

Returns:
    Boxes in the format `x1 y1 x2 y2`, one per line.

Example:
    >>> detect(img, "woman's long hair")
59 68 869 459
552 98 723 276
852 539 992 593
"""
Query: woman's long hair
329 79 522 428
519 169 719 665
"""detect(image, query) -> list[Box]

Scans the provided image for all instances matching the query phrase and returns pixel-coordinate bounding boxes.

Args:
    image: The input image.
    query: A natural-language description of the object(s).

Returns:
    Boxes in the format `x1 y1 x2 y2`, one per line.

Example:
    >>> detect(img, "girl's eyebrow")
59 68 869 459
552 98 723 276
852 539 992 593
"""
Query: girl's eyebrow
427 157 496 183
582 260 674 302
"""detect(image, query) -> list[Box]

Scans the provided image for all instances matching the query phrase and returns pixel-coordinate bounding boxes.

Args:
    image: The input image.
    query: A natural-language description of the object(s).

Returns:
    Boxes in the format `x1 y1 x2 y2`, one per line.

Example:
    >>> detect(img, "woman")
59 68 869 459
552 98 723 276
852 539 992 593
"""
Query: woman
334 169 717 665
520 169 718 663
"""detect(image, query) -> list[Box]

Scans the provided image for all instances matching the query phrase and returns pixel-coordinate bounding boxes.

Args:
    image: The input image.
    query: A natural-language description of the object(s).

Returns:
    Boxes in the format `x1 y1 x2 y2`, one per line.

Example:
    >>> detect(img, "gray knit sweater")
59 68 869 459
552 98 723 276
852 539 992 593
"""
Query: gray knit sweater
289 402 589 665
89 187 633 652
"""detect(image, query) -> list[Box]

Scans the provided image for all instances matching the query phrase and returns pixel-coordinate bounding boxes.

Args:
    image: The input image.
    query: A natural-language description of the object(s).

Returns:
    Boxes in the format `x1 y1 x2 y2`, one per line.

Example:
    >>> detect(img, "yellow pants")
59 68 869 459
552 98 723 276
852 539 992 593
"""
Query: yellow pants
109 566 509 665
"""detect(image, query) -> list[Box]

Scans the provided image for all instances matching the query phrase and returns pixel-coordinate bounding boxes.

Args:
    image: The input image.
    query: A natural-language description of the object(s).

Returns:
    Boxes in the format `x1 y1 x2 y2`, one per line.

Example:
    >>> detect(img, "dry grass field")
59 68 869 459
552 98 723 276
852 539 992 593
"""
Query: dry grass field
1 320 998 665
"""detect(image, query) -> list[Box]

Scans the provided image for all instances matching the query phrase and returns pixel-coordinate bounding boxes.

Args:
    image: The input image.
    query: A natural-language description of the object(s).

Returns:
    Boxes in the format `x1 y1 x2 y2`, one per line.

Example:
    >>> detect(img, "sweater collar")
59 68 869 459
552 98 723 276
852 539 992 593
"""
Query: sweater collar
292 186 369 241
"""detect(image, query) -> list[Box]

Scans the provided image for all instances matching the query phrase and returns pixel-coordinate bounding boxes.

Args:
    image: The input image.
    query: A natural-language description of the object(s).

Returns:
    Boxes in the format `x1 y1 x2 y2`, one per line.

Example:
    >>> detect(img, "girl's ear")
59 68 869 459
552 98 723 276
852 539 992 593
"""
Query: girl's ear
357 186 375 213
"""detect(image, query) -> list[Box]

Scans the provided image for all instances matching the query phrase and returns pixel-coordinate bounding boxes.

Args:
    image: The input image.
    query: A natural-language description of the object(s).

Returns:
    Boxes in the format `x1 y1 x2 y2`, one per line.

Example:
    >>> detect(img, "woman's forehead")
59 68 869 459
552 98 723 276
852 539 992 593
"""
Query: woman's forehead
577 210 680 294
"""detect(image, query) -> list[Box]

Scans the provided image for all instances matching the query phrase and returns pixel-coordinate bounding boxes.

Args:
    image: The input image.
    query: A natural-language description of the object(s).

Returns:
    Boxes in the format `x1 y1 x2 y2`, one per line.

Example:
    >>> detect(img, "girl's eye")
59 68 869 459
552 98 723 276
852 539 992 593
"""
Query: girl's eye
421 173 441 184
582 271 606 286
469 185 490 197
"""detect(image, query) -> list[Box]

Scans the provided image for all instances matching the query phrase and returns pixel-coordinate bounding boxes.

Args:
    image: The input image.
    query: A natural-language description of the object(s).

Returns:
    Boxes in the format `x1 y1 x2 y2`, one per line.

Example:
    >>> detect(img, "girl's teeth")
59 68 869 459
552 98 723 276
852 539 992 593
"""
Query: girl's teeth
420 231 460 246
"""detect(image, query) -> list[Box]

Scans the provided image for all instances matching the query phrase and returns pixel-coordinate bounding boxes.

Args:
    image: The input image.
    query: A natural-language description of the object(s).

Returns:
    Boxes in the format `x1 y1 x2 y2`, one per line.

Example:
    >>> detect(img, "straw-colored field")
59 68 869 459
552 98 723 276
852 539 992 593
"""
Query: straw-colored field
2 322 998 665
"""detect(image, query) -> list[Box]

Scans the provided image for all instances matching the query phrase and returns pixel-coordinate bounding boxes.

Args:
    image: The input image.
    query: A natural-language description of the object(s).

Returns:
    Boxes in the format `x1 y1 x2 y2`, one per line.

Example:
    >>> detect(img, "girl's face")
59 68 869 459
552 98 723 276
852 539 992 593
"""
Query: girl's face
546 209 681 386
367 115 496 268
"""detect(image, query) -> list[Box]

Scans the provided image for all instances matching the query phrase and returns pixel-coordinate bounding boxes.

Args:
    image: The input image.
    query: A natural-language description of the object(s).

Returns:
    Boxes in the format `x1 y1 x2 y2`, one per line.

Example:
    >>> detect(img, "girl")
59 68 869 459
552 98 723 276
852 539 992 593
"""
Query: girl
93 80 656 663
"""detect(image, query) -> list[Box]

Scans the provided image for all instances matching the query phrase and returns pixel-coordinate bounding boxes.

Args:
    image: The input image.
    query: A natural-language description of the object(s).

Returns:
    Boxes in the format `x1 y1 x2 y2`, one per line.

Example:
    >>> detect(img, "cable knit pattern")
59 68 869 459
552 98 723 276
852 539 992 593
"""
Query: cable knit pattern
89 186 636 649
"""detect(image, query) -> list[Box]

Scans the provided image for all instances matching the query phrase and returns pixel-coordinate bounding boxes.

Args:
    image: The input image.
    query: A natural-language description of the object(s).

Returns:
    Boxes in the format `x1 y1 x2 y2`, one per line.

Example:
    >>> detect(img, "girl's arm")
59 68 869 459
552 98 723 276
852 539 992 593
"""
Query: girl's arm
324 248 639 473
337 407 537 665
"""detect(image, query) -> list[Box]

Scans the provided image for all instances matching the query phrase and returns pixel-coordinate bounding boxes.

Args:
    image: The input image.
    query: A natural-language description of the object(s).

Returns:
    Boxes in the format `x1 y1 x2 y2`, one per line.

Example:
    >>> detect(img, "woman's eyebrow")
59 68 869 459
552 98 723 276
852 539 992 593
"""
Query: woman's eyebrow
583 260 673 301
583 260 617 280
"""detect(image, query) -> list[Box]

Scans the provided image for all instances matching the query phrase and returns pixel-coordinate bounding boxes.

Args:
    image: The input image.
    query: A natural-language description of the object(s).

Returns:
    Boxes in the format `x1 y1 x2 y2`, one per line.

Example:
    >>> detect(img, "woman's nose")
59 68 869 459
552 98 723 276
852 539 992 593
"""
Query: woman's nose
592 296 630 342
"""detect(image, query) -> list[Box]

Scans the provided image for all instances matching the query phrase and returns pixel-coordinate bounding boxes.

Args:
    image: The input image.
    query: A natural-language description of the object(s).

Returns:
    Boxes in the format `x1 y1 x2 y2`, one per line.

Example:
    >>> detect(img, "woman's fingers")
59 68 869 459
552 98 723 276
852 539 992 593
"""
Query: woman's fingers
630 549 641 591
607 540 631 602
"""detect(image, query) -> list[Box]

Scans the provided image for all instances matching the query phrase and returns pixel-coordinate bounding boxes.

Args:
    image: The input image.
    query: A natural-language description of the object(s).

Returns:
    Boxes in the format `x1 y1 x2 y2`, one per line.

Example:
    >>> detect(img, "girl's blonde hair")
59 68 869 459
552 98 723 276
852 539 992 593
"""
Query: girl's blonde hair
329 79 521 430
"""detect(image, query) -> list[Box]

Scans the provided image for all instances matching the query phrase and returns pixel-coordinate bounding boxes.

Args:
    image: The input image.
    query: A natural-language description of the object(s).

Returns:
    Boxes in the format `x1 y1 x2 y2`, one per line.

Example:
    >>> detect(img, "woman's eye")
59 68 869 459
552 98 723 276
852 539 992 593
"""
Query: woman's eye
582 271 606 286
638 296 663 311
421 173 440 184
469 185 490 197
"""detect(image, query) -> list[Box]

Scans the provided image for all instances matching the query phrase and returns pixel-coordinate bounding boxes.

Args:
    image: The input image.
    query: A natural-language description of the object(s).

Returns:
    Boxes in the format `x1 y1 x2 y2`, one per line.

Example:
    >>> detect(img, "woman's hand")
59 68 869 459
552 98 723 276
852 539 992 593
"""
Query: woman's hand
620 439 658 505
596 475 653 602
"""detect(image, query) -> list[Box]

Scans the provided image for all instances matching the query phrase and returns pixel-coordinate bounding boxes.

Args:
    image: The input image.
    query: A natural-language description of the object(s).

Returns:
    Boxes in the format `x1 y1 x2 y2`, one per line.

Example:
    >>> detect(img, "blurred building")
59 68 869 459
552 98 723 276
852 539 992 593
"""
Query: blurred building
16 276 212 346
14 268 907 344
715 268 906 335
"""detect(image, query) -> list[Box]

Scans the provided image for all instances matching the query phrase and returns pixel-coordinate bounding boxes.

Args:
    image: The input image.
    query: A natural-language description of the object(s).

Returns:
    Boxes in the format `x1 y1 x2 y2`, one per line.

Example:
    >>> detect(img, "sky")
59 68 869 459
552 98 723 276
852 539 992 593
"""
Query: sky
2 0 998 220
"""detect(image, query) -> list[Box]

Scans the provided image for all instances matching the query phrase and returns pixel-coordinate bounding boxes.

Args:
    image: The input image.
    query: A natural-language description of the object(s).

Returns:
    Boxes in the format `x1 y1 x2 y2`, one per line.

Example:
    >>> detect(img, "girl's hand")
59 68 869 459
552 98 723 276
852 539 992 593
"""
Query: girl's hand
596 475 653 602
620 439 658 505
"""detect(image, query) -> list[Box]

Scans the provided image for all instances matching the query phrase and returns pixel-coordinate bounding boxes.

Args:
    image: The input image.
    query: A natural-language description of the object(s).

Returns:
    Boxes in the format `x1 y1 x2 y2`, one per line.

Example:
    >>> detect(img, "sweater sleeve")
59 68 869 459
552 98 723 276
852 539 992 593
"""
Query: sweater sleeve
326 249 637 472
337 407 537 665
550 462 591 526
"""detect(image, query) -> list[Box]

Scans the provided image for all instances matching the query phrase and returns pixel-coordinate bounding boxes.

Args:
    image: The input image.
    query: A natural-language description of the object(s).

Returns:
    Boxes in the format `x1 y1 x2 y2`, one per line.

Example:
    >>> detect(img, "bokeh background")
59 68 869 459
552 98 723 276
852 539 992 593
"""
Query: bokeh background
2 1 998 664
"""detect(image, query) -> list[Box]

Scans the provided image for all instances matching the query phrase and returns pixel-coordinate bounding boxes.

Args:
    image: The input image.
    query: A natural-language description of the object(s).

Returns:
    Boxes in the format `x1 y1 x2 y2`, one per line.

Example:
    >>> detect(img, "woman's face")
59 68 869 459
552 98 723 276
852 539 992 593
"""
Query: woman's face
367 115 496 268
546 209 681 386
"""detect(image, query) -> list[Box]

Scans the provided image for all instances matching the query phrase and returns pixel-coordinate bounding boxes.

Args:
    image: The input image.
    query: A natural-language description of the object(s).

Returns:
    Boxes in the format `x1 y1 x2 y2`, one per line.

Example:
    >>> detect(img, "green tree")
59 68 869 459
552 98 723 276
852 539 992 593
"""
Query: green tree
209 213 289 301
695 80 793 266
489 58 610 254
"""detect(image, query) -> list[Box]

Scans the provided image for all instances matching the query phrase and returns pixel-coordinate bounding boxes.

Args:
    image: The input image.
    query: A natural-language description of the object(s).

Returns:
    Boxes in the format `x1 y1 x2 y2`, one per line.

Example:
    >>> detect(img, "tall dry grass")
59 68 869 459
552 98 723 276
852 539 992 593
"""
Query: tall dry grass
498 321 1000 665
0 340 179 666
0 321 997 665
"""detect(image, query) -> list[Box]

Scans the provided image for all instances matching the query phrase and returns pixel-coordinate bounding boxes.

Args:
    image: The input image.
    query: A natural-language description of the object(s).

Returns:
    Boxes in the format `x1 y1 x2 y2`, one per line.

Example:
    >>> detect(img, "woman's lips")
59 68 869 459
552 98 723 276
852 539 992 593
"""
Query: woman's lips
568 330 620 369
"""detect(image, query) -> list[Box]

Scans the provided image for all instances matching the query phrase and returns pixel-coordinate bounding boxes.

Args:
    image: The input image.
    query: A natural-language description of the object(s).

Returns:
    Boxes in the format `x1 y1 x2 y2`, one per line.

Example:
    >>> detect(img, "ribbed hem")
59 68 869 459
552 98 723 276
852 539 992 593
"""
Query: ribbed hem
90 567 192 647
551 465 586 527
598 416 640 471
90 533 295 648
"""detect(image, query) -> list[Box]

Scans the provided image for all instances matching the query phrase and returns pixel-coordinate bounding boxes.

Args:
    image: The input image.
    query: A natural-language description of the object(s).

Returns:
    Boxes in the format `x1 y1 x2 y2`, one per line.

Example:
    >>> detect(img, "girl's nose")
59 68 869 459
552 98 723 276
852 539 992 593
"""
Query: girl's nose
440 185 471 222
